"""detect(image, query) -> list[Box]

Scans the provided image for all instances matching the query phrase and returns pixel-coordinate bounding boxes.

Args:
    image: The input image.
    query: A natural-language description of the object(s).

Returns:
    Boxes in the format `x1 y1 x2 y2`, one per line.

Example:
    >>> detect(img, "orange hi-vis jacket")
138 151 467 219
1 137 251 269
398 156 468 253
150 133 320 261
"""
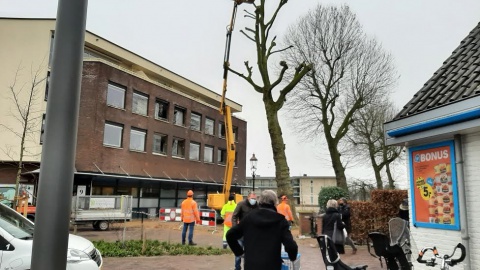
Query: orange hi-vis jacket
181 197 200 223
277 201 293 221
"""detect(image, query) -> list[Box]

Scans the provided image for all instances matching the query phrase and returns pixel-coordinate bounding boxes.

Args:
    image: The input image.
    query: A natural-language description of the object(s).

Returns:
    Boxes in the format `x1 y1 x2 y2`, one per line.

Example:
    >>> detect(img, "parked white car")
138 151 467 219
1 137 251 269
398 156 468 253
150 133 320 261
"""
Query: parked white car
0 203 102 269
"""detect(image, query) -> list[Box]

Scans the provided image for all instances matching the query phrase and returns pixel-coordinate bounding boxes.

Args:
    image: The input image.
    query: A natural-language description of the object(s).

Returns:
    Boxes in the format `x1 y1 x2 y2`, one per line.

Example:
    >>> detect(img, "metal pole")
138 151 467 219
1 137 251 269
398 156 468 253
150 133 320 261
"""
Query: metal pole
252 172 255 191
31 0 88 269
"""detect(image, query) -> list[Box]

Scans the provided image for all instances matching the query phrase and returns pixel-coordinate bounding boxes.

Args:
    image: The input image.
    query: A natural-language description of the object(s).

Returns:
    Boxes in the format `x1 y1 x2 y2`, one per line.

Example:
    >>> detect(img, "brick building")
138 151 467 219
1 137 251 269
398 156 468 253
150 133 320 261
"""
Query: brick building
0 18 247 215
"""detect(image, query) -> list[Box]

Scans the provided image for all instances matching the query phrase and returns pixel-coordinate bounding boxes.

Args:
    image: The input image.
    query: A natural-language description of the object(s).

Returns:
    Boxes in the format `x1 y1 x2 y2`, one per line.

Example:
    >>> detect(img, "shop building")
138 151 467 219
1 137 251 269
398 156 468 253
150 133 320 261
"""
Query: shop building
385 22 480 268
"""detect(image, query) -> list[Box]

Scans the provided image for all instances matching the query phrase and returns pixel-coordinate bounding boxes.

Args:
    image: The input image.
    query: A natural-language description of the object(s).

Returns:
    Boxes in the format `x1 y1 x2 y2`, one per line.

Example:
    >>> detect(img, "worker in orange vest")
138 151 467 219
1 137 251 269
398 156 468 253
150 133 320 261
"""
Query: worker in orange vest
277 195 294 226
221 194 237 249
181 190 200 245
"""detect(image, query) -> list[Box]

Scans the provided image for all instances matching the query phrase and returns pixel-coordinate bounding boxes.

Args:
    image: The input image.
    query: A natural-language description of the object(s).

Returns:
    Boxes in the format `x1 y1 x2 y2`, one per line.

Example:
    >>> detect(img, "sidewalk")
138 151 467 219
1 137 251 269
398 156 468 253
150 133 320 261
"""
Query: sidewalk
75 220 383 270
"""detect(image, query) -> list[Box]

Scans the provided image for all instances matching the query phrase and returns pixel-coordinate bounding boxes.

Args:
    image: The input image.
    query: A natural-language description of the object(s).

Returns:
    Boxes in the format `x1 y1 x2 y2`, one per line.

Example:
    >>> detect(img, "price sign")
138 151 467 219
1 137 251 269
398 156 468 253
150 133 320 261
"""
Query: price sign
409 141 460 231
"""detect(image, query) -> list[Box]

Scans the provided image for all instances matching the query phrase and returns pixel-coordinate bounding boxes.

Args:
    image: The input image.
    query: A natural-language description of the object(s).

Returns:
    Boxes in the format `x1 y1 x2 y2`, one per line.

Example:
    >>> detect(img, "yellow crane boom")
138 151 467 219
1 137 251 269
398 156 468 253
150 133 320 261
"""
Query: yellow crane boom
207 0 254 210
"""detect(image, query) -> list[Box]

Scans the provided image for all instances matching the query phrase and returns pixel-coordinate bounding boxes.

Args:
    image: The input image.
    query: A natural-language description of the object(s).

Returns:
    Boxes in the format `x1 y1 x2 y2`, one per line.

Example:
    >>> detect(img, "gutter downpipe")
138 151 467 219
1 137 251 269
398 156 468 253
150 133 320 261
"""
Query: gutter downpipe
454 134 470 270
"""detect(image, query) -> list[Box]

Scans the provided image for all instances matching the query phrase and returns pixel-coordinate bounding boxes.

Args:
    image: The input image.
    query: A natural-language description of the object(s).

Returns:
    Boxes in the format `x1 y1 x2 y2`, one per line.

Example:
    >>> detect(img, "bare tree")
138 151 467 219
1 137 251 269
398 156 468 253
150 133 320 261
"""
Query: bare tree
282 4 397 189
227 0 312 221
0 64 45 209
347 101 403 189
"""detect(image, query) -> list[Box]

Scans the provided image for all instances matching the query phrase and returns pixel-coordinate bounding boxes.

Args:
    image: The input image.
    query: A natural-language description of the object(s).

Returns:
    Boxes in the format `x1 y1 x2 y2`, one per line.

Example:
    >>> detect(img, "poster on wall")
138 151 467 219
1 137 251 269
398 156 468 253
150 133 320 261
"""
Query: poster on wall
409 140 460 230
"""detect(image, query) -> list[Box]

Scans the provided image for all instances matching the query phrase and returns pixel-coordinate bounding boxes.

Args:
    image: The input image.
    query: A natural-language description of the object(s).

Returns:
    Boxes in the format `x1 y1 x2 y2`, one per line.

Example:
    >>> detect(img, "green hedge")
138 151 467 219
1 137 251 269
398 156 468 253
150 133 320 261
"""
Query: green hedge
93 240 231 257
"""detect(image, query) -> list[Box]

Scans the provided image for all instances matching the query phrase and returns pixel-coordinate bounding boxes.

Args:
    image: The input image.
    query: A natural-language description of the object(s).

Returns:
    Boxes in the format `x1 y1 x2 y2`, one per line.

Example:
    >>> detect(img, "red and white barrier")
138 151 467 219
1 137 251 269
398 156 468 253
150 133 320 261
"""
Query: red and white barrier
159 208 182 222
198 209 217 234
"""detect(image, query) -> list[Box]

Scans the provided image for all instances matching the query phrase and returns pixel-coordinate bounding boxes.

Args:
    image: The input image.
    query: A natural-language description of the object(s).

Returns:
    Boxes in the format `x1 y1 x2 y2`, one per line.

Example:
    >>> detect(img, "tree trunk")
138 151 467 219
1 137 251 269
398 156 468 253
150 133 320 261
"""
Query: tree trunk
264 101 298 222
14 128 26 211
369 149 383 189
326 138 347 190
373 164 383 189
386 163 395 189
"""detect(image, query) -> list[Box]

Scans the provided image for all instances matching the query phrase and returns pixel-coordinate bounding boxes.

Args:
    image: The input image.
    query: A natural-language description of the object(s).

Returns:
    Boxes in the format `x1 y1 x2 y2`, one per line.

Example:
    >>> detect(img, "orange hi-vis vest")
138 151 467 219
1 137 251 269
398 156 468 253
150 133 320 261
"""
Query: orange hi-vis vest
277 201 293 221
221 200 237 228
181 197 200 223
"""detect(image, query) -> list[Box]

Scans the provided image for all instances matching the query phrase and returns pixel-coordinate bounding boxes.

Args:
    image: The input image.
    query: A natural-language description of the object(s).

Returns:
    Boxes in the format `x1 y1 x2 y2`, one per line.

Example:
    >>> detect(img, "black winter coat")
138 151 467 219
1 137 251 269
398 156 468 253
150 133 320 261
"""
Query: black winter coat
322 207 345 254
226 204 298 270
338 204 352 233
232 199 258 225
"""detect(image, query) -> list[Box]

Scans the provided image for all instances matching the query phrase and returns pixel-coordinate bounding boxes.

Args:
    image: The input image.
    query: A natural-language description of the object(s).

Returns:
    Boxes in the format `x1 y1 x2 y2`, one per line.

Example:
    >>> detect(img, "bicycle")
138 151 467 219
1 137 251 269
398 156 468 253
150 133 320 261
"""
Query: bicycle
417 243 466 270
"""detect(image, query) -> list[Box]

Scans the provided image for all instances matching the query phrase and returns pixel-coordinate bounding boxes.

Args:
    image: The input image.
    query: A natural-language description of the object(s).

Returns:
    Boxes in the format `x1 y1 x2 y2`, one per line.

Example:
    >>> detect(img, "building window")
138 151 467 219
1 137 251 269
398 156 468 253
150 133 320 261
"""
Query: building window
205 118 214 135
132 91 148 116
153 133 167 155
44 71 50 101
190 112 201 131
48 32 54 67
204 145 214 163
40 114 46 144
173 106 186 126
107 83 126 109
103 122 123 147
218 148 226 165
155 99 169 120
189 142 200 161
172 137 185 158
130 128 146 152
218 122 226 138
233 126 238 141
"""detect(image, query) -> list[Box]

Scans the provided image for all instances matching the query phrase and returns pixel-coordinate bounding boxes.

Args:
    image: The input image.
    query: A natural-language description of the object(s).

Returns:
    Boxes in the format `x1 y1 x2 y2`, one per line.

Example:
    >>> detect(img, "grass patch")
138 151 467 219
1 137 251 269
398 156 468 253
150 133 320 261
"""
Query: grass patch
93 240 231 257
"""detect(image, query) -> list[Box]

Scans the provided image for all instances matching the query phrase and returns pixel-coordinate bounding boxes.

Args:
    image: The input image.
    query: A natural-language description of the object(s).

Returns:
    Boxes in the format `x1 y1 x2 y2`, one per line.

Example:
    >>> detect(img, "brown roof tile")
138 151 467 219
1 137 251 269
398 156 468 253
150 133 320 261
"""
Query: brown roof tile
395 22 480 120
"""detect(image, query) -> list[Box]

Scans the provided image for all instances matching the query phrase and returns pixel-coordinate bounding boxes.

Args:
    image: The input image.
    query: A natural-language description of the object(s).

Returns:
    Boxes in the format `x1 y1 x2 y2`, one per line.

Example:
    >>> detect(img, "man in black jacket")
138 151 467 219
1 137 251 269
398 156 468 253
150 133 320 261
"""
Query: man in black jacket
227 190 298 270
230 191 258 270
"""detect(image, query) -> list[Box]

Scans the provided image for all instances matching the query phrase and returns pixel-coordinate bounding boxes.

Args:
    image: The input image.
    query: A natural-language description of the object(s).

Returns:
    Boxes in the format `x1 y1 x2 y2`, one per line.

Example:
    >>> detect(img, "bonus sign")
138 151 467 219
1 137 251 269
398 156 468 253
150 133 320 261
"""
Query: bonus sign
409 141 460 230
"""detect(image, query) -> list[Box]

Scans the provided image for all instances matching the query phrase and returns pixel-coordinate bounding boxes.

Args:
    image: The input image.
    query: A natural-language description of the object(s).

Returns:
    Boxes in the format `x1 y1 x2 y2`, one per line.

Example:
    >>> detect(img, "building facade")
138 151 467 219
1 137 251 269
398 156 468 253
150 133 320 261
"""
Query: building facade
385 22 480 268
243 175 336 212
0 18 247 215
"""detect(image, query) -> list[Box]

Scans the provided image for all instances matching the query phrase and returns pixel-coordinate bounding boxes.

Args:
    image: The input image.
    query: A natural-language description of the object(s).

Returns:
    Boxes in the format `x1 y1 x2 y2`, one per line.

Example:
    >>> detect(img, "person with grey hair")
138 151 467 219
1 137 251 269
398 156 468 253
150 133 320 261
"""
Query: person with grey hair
227 190 298 270
322 199 345 254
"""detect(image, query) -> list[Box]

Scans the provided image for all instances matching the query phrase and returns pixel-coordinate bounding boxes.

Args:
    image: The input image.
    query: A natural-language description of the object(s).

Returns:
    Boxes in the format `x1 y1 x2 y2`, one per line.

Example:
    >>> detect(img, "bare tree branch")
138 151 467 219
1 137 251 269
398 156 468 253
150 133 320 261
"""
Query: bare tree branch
282 4 397 189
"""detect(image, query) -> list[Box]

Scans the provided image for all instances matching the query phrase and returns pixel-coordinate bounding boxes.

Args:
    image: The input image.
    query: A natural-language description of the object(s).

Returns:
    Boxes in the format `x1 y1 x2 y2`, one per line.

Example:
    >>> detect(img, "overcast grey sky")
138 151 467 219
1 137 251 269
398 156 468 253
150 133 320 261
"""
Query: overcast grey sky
2 0 480 186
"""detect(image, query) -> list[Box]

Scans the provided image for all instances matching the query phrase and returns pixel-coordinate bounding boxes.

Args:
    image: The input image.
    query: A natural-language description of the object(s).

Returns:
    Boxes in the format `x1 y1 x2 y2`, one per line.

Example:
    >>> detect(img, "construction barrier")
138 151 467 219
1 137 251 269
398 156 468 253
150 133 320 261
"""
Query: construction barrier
198 208 217 234
159 208 182 222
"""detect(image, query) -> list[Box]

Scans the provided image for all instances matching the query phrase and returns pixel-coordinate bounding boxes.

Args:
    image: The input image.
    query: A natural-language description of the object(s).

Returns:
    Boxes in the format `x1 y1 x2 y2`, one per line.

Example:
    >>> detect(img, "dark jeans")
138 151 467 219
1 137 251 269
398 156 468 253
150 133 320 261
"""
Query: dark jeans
181 222 195 244
235 238 243 270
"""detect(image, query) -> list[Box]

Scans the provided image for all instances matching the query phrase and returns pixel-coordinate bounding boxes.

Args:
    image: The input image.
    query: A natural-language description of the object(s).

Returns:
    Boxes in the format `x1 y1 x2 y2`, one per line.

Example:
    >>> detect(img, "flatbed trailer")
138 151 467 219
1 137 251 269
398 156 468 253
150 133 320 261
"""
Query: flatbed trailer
71 195 133 231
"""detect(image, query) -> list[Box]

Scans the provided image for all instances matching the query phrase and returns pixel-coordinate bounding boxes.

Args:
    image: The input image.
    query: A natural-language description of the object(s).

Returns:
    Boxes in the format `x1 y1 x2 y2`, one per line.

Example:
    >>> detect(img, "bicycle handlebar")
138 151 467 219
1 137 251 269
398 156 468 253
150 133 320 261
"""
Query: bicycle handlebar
417 243 466 267
449 243 466 266
417 247 437 264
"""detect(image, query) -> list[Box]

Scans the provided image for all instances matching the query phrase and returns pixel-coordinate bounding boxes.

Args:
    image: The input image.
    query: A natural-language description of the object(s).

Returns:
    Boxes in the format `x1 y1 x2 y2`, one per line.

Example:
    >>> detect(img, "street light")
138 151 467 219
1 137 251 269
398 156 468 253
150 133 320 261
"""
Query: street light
250 153 258 191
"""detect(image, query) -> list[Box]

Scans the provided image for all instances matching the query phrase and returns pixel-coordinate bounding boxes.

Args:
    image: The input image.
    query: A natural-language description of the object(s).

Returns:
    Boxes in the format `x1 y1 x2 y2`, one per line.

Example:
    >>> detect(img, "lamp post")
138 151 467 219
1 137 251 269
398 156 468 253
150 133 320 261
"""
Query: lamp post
250 153 258 191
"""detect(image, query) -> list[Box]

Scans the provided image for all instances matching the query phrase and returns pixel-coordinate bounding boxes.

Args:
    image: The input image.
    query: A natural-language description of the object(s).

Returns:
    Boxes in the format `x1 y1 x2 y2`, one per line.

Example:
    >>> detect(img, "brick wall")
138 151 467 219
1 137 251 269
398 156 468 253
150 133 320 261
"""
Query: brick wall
408 133 480 269
76 62 247 184
462 132 480 268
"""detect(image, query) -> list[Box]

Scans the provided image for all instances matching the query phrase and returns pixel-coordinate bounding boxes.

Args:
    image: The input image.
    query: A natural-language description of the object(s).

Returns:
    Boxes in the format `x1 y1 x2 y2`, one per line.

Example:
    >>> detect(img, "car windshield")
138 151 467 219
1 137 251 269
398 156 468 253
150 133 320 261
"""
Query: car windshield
0 203 34 239
0 187 15 207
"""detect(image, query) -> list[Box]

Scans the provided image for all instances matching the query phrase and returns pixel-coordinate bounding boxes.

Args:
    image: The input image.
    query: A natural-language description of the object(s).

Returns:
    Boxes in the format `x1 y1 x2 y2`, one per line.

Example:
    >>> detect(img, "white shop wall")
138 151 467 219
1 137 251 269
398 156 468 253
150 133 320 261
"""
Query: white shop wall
406 134 480 270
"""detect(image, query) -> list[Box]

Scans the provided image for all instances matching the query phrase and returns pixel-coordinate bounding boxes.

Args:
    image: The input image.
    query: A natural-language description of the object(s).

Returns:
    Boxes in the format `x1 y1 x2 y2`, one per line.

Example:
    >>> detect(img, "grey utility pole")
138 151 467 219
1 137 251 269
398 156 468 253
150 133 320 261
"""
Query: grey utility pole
31 0 88 269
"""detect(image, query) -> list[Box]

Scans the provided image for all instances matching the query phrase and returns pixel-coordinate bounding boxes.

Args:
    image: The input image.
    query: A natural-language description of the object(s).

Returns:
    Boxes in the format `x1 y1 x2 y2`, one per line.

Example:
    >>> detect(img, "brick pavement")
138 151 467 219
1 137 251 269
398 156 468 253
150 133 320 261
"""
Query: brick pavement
75 220 383 270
